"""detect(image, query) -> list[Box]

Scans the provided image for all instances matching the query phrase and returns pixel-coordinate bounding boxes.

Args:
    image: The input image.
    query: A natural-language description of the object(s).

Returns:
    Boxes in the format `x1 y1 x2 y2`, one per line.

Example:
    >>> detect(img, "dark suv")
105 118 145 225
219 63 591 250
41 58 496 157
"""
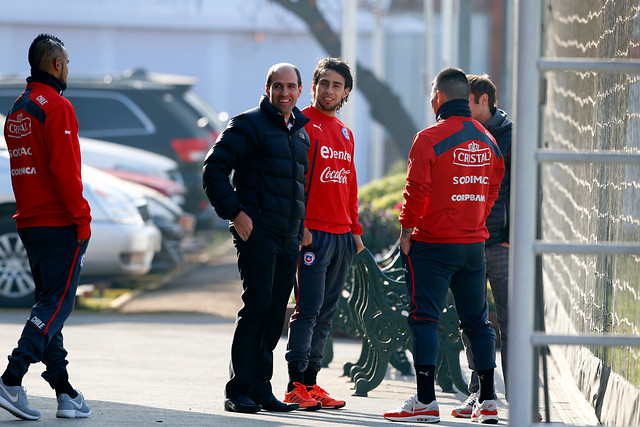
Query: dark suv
0 69 225 227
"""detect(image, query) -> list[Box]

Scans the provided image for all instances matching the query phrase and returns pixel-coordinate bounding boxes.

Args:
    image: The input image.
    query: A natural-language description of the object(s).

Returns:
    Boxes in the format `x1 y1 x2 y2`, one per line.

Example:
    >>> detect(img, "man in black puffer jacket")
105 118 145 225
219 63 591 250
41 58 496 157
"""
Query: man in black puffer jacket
203 63 310 414
453 73 513 419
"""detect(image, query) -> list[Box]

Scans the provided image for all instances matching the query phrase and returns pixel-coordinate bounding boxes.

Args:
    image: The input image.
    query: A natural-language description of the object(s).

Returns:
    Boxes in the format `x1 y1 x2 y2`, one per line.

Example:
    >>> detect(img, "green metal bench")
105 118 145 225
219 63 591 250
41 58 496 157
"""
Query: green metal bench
323 246 468 397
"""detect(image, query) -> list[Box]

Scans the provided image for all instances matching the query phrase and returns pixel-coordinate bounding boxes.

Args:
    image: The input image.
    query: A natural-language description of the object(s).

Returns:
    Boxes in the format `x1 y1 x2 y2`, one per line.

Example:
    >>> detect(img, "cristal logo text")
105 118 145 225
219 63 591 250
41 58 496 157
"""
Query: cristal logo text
6 114 32 138
453 142 491 167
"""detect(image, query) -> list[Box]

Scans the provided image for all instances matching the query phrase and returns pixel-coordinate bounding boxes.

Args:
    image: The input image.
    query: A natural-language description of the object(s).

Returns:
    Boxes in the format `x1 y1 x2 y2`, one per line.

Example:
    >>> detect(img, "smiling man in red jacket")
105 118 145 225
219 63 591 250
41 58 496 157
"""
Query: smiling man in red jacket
383 68 504 424
284 58 364 410
1 34 91 421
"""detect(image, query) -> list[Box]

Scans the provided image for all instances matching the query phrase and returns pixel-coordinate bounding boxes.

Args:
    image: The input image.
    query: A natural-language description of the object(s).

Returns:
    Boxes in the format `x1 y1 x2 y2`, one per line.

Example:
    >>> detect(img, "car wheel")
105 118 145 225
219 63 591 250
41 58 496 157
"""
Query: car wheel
0 209 35 308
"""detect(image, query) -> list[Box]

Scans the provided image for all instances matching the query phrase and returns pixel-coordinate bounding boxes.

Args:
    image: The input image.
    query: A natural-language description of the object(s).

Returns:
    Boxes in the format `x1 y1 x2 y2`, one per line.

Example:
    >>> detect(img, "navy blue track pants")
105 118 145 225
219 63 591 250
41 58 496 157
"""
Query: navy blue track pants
286 230 356 373
401 240 496 371
7 225 88 387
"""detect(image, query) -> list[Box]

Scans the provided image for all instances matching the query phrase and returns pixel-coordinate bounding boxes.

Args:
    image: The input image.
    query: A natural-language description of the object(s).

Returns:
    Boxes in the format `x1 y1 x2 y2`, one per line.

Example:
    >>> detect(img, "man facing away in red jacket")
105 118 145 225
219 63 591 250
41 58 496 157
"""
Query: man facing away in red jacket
1 33 91 421
383 67 505 424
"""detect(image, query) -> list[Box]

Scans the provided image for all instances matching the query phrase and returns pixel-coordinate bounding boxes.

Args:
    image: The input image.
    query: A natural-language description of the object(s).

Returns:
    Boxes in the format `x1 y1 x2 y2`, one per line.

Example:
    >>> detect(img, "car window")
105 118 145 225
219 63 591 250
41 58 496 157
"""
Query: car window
0 90 156 139
65 91 156 138
182 90 227 131
0 93 22 116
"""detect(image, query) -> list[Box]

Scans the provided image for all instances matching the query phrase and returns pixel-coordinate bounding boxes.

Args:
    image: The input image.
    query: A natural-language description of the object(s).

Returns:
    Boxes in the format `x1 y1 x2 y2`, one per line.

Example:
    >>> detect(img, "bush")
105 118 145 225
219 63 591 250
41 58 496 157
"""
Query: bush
358 171 406 256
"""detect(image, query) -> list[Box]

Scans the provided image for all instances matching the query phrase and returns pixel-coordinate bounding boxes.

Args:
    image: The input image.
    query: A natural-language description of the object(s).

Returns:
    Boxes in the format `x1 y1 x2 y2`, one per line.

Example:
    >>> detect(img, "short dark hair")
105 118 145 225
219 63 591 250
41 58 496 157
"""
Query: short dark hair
432 67 469 101
312 58 353 109
467 73 497 114
266 63 302 88
28 33 65 70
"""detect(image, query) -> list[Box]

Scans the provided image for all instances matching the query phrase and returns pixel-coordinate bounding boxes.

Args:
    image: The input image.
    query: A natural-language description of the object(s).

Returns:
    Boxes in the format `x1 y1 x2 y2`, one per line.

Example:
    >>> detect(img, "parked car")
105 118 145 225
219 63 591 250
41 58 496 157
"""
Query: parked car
1 114 187 206
77 137 187 206
0 152 161 307
93 168 196 272
0 69 227 227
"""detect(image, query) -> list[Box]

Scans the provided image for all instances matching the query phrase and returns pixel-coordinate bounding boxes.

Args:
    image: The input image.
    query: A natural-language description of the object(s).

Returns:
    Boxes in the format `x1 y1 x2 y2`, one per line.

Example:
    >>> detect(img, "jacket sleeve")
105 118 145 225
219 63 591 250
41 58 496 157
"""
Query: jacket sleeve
348 139 363 236
202 115 255 221
45 102 92 240
298 129 310 242
485 151 505 219
399 132 434 229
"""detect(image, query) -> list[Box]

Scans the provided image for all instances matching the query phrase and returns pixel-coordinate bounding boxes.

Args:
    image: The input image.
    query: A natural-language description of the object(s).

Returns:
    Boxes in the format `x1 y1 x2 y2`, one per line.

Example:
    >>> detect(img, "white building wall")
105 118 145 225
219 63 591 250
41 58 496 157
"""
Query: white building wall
0 0 491 184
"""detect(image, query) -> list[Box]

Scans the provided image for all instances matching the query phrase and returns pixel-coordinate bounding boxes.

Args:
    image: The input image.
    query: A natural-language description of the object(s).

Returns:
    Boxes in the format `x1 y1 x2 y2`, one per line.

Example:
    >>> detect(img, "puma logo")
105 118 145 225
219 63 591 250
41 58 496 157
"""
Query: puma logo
313 124 322 132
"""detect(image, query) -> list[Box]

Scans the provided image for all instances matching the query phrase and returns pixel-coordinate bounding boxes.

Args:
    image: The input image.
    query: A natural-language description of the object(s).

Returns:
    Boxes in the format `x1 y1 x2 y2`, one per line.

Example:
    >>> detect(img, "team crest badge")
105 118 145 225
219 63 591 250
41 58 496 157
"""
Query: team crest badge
80 254 85 267
303 251 315 265
341 127 350 140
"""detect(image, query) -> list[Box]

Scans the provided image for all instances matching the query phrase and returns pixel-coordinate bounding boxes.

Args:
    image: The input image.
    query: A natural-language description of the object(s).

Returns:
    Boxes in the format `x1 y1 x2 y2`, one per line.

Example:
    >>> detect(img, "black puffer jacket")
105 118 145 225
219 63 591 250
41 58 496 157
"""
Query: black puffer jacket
484 108 512 246
203 95 310 240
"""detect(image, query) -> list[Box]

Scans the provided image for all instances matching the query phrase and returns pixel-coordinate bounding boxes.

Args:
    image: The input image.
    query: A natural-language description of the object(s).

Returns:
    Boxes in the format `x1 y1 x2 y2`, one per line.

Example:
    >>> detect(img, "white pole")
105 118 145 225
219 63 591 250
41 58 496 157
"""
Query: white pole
458 0 471 71
509 0 540 425
503 0 516 114
341 0 357 131
371 0 386 180
424 0 436 127
441 0 459 68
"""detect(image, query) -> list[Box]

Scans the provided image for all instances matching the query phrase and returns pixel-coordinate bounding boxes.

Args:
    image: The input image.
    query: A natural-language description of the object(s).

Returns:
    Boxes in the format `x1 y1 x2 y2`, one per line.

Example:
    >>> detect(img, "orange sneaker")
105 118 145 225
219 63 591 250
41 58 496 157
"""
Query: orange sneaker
283 382 321 410
307 384 346 409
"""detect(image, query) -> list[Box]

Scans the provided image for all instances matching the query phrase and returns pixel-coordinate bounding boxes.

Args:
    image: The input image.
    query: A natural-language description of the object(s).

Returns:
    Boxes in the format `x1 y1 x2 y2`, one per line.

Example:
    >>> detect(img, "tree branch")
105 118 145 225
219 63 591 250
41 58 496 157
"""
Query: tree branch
270 0 417 159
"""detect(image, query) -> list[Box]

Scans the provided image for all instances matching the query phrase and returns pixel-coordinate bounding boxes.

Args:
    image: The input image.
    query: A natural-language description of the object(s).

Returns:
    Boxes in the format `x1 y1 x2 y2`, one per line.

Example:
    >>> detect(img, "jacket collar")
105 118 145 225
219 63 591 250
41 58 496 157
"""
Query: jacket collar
27 68 66 94
484 108 512 134
436 99 472 122
259 95 309 132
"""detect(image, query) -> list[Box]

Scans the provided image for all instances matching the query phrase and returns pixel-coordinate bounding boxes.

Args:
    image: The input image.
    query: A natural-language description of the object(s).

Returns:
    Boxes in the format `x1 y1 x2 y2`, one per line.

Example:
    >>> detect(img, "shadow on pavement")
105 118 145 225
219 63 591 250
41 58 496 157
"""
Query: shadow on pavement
1 397 441 427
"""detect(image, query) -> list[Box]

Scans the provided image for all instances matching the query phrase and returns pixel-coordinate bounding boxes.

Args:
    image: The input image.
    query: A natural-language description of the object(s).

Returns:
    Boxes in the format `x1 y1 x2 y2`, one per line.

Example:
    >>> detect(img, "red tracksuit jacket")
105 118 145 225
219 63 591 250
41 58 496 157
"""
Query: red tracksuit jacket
302 106 362 236
4 81 91 240
400 108 505 244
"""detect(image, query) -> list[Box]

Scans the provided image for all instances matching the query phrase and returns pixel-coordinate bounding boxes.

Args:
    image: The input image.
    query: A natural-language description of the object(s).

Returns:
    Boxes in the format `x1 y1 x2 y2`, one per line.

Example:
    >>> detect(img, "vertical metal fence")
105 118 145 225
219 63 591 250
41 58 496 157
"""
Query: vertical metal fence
510 1 640 426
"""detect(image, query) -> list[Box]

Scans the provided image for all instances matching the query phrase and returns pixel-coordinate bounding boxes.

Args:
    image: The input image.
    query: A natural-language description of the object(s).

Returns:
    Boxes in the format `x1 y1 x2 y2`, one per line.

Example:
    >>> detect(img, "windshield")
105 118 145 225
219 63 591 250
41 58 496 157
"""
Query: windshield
182 91 227 131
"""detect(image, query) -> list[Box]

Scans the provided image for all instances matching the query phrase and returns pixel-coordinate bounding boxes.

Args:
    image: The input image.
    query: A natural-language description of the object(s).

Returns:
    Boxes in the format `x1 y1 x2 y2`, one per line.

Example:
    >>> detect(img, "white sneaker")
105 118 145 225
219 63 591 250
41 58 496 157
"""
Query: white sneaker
451 391 478 418
383 395 439 423
0 378 40 420
471 399 499 424
56 390 91 418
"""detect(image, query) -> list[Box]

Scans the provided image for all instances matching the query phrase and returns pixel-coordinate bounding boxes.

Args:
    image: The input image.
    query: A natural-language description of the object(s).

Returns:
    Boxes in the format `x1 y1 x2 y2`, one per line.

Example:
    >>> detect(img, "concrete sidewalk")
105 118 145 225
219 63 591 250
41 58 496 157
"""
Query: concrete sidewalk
0 310 602 426
0 311 513 426
0 233 599 425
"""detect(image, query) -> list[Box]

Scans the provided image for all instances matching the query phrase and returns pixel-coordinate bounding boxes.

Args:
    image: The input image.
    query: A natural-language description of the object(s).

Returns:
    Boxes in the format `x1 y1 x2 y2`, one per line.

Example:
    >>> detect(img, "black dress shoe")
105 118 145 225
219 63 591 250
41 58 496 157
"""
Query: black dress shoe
253 394 300 412
224 395 262 413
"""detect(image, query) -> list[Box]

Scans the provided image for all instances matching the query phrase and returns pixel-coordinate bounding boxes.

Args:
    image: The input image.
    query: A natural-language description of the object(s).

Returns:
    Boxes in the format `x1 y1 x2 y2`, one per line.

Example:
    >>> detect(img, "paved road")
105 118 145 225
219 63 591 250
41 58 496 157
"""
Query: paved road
0 311 506 426
0 232 598 425
117 233 243 318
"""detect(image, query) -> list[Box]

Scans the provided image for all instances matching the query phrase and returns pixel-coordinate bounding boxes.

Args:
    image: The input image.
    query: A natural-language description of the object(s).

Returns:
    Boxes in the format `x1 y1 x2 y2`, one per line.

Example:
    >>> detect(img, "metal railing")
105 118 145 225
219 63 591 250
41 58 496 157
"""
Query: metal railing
509 1 640 426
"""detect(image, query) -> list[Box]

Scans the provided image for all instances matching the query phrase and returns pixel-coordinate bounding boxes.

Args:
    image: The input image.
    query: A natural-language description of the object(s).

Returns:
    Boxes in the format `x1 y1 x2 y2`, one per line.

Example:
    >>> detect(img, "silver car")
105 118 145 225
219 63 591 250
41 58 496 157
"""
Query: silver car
0 152 161 307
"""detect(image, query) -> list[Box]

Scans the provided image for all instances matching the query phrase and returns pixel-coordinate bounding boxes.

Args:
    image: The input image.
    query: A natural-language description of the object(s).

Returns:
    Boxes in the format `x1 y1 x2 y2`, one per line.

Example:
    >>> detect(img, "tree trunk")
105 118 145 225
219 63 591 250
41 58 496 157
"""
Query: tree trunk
270 0 419 159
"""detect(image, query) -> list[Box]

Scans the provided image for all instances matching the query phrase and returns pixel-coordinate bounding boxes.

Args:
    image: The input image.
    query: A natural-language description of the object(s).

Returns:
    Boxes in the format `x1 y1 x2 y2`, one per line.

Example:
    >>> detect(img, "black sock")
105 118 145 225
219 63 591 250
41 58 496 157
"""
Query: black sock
287 364 305 392
50 371 77 398
477 368 495 402
1 370 21 387
303 367 318 388
415 365 436 404
55 382 77 398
